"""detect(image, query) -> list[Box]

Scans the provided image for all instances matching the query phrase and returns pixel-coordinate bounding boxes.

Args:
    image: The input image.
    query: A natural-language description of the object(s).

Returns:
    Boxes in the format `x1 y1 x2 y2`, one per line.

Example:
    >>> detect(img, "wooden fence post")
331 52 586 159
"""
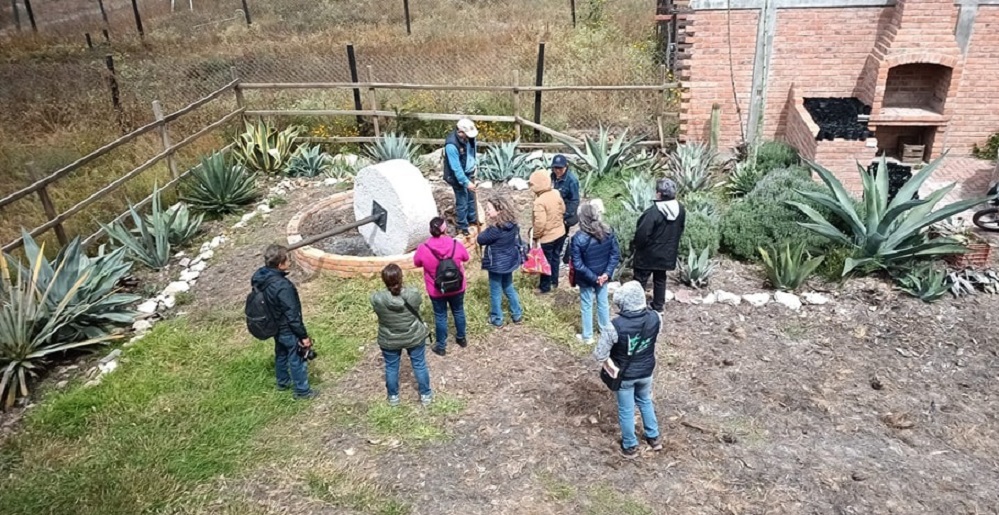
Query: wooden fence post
231 66 245 124
25 162 67 246
130 0 144 38
241 0 251 25
86 33 94 49
533 42 546 142
346 44 365 131
152 101 179 179
366 65 381 137
104 54 126 133
23 0 36 32
97 0 109 27
570 0 576 28
512 70 521 142
403 0 411 35
102 28 110 43
10 0 21 31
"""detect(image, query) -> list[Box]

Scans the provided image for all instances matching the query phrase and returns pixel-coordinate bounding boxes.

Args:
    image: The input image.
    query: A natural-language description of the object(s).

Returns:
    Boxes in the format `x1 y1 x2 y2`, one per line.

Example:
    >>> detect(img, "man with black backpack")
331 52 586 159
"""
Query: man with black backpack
248 245 317 399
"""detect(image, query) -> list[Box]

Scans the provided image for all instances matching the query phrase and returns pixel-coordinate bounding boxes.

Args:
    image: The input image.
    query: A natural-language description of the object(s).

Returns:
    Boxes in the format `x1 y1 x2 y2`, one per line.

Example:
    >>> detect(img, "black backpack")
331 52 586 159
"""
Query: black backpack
430 240 463 294
245 276 281 340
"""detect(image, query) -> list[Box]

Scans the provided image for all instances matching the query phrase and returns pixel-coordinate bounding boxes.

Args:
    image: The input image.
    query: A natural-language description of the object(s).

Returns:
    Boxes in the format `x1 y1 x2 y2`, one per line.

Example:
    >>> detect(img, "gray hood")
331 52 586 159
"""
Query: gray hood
613 281 647 312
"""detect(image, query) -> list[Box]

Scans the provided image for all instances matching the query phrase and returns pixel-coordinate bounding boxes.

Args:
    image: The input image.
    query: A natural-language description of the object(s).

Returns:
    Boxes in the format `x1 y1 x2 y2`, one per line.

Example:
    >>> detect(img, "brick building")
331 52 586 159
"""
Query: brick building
676 0 999 192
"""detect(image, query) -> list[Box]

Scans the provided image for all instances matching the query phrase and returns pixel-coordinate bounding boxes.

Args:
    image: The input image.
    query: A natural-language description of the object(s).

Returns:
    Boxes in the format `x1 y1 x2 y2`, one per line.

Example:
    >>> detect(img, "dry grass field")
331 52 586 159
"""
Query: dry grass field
0 0 671 248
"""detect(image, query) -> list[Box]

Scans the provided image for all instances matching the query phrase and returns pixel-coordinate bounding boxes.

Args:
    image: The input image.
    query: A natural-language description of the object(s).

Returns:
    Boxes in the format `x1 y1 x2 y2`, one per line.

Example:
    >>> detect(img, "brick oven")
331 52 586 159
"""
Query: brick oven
677 0 999 193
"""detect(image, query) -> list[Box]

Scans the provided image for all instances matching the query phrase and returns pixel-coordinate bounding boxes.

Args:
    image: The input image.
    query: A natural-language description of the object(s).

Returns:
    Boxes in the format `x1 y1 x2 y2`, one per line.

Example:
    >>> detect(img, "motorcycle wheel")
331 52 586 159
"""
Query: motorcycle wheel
973 207 999 232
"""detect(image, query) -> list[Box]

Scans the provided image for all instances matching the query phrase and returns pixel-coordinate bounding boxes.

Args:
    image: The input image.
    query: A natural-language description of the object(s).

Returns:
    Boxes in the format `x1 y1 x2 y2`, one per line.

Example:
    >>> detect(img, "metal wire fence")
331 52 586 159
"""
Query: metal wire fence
1 0 678 142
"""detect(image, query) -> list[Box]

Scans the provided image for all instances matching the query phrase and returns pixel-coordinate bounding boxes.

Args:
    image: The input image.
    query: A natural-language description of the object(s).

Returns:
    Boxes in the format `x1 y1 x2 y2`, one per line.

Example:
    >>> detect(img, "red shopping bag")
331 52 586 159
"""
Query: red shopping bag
522 247 552 275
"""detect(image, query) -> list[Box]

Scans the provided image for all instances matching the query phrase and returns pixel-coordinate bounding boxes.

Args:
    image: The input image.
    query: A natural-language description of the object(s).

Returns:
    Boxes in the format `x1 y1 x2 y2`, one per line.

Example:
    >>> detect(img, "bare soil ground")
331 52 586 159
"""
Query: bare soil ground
8 182 999 513
194 184 999 514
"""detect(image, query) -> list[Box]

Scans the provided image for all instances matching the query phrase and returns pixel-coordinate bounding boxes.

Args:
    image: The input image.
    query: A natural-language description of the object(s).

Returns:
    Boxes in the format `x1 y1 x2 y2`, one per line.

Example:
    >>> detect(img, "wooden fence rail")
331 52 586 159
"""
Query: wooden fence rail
0 82 239 253
2 76 678 254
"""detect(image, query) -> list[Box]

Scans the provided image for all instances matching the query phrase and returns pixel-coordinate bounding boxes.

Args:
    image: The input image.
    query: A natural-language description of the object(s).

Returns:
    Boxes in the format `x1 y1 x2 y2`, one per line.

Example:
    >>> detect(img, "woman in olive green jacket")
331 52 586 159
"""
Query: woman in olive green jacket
371 264 433 407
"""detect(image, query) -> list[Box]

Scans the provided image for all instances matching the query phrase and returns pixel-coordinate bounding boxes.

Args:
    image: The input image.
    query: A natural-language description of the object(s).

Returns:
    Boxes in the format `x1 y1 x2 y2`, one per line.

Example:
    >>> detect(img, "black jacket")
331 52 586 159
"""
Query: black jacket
610 309 661 380
632 201 686 271
251 266 308 339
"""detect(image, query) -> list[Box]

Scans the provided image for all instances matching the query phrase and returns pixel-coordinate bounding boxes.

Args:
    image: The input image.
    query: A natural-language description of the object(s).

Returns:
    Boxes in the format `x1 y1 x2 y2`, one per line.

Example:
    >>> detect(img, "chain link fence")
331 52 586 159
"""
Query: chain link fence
2 0 677 144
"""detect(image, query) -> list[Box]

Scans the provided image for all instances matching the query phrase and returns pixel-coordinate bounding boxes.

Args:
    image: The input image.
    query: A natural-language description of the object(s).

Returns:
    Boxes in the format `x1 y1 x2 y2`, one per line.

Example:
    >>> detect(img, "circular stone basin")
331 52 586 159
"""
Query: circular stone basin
286 190 476 277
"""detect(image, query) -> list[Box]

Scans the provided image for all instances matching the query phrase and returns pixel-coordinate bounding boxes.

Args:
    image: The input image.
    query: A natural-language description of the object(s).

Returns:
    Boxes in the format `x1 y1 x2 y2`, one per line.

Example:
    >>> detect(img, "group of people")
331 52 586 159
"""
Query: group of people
250 118 688 457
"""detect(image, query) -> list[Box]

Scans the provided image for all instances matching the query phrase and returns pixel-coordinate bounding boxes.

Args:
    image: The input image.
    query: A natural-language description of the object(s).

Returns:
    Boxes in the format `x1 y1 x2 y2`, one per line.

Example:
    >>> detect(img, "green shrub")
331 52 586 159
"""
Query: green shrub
182 151 260 216
893 264 950 303
232 120 301 174
285 145 333 177
754 140 800 174
815 244 853 282
720 167 830 261
560 127 642 195
606 209 639 278
478 141 539 181
0 235 132 408
365 132 421 163
680 189 724 219
679 210 720 257
142 202 203 247
101 187 175 270
667 141 717 195
621 173 655 214
759 241 824 291
971 132 999 160
723 161 764 198
678 248 716 289
791 155 984 275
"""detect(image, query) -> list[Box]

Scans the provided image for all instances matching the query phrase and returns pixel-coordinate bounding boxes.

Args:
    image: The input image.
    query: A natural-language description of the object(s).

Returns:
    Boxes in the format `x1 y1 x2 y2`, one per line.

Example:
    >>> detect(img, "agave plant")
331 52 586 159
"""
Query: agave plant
894 264 950 303
724 161 763 198
101 186 174 270
285 145 333 177
559 127 642 194
789 155 986 276
606 209 639 279
9 231 139 342
758 241 825 291
678 247 717 289
233 120 302 174
621 173 656 214
182 151 259 216
324 154 367 182
667 141 718 195
478 141 539 181
141 202 203 247
365 132 420 163
0 242 124 408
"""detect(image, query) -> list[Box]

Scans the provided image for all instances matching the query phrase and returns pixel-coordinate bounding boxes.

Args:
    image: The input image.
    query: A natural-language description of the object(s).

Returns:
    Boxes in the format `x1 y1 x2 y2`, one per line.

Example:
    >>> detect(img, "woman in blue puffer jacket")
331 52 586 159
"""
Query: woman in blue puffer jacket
476 195 524 327
570 201 620 344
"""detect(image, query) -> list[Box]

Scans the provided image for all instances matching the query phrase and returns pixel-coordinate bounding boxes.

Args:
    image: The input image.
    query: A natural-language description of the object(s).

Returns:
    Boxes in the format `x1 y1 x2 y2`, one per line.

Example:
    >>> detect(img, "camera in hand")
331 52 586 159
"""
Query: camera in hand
297 344 317 361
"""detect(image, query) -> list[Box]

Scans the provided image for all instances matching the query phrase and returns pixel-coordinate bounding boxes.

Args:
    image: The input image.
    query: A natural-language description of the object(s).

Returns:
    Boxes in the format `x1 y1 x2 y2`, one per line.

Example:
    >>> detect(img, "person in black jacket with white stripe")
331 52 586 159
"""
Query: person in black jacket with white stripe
250 245 316 400
632 178 686 312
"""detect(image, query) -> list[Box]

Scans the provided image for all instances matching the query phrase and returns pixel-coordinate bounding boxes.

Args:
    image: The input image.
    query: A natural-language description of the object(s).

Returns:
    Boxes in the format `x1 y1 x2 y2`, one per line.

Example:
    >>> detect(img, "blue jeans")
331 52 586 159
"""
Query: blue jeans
451 183 478 231
381 343 432 397
275 332 310 396
487 271 523 326
431 293 466 349
539 235 566 292
579 283 610 340
615 375 660 449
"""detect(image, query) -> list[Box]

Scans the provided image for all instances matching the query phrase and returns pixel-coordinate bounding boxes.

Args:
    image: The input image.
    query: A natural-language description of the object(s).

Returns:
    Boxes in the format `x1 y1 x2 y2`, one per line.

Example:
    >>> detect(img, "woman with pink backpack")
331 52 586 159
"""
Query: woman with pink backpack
413 217 470 357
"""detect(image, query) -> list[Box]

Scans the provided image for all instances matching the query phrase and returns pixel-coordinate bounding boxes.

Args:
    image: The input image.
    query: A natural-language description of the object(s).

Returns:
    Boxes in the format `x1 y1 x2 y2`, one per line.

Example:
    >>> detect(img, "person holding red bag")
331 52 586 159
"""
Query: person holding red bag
528 169 566 294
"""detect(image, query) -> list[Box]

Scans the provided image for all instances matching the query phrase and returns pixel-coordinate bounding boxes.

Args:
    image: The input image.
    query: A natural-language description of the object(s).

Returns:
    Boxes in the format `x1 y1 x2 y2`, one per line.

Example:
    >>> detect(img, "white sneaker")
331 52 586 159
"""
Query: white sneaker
575 334 596 345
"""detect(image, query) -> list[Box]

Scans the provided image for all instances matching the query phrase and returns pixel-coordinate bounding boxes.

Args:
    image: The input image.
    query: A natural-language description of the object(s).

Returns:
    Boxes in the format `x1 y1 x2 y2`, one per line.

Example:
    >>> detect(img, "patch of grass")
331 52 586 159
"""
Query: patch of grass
585 485 653 515
781 322 809 340
0 274 377 514
361 394 465 442
538 472 577 502
306 468 411 514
